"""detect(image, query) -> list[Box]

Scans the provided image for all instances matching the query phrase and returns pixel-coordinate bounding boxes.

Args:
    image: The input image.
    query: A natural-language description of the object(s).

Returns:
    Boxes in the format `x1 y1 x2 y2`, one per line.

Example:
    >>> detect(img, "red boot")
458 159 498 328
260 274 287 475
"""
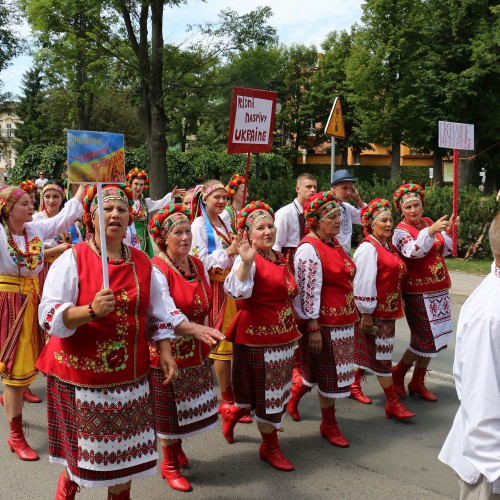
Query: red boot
8 415 39 461
392 360 412 397
292 348 302 385
287 383 311 421
350 370 372 404
55 471 80 500
160 444 192 492
320 407 349 448
177 439 188 467
383 385 416 420
221 405 251 444
259 429 294 471
218 384 252 424
23 388 42 403
107 489 131 499
408 367 438 402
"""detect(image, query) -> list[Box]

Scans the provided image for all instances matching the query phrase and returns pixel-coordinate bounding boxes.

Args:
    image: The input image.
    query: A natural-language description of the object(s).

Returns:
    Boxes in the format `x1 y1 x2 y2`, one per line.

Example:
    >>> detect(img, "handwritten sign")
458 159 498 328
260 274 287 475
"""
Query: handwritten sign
67 130 125 183
227 87 277 154
438 121 474 151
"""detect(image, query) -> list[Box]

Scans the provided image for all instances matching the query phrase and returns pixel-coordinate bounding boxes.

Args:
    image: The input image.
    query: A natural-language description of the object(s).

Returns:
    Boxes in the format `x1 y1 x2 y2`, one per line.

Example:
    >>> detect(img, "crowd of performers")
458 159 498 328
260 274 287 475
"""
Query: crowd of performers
0 168 459 499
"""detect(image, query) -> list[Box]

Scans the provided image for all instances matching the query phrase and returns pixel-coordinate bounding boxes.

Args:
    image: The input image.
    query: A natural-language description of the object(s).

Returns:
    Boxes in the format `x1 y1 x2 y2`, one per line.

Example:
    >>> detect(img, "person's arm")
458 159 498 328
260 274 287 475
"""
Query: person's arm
392 226 436 258
294 242 323 354
351 186 367 209
353 242 378 333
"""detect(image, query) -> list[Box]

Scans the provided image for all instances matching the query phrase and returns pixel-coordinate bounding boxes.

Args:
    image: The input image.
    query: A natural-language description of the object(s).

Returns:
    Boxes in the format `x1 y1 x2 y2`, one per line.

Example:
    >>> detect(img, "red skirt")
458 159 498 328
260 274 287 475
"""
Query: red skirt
300 326 354 398
46 375 157 489
232 342 295 426
353 319 395 376
150 360 218 439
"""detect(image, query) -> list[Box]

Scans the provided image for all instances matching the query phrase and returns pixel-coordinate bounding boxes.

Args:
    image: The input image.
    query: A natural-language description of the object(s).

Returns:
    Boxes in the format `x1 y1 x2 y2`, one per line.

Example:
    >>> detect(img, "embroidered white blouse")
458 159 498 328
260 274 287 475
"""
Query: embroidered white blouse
293 242 323 320
38 248 184 342
190 216 234 272
392 224 452 259
224 255 257 299
353 241 379 314
0 198 83 277
439 265 500 491
337 202 363 254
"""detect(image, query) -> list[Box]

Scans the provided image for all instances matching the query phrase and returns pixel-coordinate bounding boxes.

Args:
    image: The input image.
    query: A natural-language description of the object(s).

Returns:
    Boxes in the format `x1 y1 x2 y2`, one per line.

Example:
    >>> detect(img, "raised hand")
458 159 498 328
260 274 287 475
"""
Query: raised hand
429 215 451 236
237 230 256 265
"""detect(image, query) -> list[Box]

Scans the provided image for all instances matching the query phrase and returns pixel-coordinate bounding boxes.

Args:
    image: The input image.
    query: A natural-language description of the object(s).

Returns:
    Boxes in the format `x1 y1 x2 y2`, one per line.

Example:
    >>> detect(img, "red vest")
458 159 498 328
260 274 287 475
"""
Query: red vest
396 218 451 294
36 243 152 387
225 253 301 346
150 256 212 369
361 235 406 319
299 236 358 327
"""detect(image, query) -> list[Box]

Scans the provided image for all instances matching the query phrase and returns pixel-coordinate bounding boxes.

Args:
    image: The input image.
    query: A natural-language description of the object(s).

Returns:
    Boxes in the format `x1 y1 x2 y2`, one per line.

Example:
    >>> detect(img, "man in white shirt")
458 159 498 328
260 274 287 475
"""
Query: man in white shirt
439 212 500 499
273 172 317 265
34 171 48 210
274 172 317 386
330 169 366 254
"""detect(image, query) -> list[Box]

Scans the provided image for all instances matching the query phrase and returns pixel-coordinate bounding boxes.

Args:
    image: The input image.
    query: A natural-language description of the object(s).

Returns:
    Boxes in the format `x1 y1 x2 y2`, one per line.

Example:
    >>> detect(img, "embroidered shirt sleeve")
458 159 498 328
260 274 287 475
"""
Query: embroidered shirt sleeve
353 242 378 314
293 243 322 319
393 227 435 258
224 255 256 299
38 250 79 338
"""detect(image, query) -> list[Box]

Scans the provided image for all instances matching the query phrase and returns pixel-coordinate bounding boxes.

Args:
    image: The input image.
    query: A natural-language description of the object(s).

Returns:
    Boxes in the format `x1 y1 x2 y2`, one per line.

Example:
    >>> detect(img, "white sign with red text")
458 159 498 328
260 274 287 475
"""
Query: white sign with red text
438 121 474 150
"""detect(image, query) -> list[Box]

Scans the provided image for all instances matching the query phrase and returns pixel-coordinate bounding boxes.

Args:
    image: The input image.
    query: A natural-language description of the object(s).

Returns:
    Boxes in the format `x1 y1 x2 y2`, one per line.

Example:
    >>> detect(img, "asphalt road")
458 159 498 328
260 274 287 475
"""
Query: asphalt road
1 282 483 499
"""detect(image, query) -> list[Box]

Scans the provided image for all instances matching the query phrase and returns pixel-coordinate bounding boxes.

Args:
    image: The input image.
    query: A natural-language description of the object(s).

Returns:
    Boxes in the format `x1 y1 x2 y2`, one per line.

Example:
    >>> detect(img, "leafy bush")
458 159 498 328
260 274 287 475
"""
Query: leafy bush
10 144 66 183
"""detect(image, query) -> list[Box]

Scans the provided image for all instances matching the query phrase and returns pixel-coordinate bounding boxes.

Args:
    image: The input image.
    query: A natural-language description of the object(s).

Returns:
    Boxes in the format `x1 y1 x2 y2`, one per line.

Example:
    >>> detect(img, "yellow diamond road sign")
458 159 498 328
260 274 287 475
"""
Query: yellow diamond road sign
325 97 346 139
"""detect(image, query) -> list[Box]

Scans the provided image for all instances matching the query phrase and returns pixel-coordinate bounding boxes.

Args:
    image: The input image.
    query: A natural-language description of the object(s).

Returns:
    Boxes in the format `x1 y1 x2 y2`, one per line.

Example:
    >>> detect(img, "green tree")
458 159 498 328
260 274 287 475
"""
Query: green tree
346 0 426 179
0 1 24 75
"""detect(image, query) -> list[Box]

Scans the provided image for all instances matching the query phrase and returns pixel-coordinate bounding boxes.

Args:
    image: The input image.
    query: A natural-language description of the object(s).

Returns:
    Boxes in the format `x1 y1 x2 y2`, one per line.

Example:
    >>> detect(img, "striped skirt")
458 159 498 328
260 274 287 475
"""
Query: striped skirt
300 325 355 398
150 360 218 439
46 375 157 489
232 342 295 427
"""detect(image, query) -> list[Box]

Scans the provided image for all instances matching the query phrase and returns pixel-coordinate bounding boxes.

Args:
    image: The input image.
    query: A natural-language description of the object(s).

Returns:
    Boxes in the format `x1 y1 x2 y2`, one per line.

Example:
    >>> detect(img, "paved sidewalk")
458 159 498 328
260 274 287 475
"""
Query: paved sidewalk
449 270 487 304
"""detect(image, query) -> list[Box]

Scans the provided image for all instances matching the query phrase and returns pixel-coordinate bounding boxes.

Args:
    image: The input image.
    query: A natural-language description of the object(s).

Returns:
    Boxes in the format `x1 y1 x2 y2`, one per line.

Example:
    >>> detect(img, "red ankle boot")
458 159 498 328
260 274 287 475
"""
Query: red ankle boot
177 439 188 467
350 370 372 404
8 415 39 461
392 360 412 397
107 489 131 499
287 383 311 421
320 407 349 448
221 405 251 444
161 444 192 492
383 385 416 419
23 388 42 403
55 472 80 500
259 429 294 471
408 367 438 402
218 384 252 424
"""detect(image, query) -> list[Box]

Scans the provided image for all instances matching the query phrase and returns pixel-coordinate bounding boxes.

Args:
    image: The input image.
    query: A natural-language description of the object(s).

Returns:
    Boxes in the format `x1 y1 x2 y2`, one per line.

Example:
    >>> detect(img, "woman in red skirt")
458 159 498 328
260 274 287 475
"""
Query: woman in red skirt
222 201 301 471
391 184 457 402
351 198 415 419
290 192 357 448
149 204 220 492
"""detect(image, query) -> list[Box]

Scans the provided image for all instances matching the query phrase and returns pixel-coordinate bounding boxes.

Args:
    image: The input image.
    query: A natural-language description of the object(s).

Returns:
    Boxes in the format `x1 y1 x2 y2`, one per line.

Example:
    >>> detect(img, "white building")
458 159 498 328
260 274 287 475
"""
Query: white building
0 102 21 182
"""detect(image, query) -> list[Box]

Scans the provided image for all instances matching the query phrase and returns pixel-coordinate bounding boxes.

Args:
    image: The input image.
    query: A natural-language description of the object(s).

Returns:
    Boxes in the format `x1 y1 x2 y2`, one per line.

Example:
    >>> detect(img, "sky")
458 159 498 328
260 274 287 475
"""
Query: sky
0 0 364 97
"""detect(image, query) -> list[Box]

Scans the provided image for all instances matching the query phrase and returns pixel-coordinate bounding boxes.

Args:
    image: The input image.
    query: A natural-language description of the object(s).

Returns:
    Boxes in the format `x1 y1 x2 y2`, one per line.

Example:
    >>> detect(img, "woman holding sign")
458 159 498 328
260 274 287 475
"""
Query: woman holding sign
125 168 186 257
0 183 85 462
37 185 223 499
391 183 457 402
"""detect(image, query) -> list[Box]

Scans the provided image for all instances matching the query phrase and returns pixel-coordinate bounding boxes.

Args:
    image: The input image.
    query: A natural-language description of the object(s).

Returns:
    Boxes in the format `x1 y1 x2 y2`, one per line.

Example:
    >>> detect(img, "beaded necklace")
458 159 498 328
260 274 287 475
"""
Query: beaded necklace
256 248 280 265
161 252 198 281
90 236 129 264
209 216 233 247
371 234 393 252
6 226 30 261
402 217 428 231
311 230 336 248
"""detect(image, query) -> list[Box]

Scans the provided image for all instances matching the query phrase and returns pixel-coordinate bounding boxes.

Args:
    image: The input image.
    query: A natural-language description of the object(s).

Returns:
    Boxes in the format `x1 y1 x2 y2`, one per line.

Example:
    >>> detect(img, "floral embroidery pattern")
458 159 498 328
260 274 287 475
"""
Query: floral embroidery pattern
296 258 317 317
53 289 131 372
245 306 296 336
55 232 72 245
42 304 62 332
190 245 201 258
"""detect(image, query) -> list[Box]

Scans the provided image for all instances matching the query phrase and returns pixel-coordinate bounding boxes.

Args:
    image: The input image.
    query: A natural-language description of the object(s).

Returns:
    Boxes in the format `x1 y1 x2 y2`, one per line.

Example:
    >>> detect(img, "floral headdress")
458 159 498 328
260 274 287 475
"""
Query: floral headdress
126 168 149 190
226 174 245 202
149 203 191 252
303 191 340 234
393 183 425 214
236 200 274 232
82 184 134 233
0 187 27 221
361 198 392 236
19 180 36 193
